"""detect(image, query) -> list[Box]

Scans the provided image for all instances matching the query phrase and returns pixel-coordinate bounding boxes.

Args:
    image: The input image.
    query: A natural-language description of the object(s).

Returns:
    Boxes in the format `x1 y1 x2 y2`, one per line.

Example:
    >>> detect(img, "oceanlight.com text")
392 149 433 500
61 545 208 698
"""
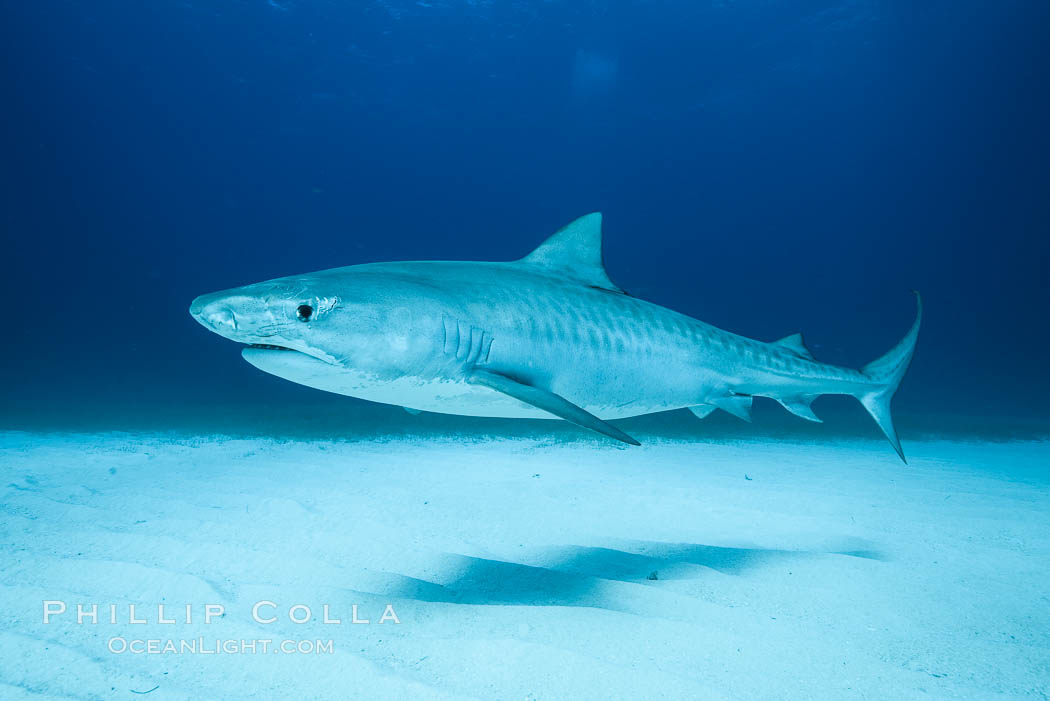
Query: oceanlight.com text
107 637 335 655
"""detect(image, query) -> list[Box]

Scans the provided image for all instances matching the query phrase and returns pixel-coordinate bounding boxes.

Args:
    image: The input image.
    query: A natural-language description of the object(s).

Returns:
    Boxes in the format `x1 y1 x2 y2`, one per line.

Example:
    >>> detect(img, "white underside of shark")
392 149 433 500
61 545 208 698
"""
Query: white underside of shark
191 213 921 461
241 347 668 420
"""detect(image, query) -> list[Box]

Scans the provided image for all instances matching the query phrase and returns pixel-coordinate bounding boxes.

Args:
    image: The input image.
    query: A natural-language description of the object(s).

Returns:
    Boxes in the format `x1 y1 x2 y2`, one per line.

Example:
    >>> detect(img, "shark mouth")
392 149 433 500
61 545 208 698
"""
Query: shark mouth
242 342 341 369
247 343 295 351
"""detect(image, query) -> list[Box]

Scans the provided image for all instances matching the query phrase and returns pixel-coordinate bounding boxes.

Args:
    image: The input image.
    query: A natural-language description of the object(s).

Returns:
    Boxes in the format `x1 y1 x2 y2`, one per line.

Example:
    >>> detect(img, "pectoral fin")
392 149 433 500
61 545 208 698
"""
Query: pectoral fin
468 370 641 446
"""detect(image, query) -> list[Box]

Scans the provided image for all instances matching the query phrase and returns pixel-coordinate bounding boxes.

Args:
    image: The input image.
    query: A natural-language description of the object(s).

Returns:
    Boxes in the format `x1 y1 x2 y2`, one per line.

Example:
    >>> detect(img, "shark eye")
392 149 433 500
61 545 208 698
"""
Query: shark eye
296 304 314 322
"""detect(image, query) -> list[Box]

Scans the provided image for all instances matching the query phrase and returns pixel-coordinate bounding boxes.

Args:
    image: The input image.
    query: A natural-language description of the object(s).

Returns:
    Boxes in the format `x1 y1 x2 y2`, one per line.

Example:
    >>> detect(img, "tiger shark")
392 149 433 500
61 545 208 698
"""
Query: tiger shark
190 213 921 461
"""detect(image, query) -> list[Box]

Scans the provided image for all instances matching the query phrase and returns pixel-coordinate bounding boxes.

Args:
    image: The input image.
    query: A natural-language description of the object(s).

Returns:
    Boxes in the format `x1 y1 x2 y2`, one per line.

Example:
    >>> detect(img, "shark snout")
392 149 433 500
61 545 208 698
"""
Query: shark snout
201 306 238 332
190 294 234 329
189 292 261 339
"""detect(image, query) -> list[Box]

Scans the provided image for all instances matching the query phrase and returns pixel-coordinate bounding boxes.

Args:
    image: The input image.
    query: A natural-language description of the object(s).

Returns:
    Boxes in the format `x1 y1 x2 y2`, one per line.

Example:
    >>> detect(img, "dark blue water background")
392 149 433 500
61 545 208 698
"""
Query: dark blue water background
3 0 1048 438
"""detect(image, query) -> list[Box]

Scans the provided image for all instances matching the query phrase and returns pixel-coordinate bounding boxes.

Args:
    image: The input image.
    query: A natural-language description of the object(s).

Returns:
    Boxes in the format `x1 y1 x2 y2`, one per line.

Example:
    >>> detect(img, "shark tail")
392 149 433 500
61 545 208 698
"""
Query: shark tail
855 291 923 463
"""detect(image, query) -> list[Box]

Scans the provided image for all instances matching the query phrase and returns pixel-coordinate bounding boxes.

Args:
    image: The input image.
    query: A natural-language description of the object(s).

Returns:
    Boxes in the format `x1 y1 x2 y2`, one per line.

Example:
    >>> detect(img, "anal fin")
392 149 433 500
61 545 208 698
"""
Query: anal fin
710 394 753 422
468 370 641 446
775 395 822 423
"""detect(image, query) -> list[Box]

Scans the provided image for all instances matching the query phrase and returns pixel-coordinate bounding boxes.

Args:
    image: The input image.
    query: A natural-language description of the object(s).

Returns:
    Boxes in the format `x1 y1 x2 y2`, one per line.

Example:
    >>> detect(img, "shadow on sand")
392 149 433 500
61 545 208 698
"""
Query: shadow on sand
386 540 884 608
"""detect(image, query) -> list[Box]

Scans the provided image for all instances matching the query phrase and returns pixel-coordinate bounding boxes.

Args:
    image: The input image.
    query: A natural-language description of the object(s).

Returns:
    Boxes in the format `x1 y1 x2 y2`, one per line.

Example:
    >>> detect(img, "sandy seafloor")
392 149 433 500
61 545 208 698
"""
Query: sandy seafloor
1 428 1048 700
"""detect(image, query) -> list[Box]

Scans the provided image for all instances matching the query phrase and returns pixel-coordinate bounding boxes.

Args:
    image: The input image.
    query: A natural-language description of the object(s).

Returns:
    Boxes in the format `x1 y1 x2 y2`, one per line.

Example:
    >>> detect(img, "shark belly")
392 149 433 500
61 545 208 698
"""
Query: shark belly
242 345 695 420
244 346 557 418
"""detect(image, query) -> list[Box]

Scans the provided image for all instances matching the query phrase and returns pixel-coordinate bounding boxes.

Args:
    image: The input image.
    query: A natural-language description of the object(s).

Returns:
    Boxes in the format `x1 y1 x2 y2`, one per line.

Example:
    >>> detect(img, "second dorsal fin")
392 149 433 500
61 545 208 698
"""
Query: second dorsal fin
519 213 623 293
773 332 816 360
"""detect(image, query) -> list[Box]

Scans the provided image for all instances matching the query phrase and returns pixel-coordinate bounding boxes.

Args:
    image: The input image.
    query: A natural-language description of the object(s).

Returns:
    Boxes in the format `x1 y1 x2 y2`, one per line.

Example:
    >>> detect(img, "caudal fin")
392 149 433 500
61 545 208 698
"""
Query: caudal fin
856 292 923 463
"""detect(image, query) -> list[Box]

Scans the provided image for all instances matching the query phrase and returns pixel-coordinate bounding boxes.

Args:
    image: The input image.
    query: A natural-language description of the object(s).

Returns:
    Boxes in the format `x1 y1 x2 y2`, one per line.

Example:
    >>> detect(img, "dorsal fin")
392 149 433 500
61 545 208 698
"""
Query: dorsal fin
519 213 624 293
773 332 815 360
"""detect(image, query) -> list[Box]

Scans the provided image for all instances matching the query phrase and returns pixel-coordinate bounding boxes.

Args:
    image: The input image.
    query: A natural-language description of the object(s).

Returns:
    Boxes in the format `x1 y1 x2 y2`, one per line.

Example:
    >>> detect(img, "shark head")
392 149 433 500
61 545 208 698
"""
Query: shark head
189 267 438 395
189 277 347 364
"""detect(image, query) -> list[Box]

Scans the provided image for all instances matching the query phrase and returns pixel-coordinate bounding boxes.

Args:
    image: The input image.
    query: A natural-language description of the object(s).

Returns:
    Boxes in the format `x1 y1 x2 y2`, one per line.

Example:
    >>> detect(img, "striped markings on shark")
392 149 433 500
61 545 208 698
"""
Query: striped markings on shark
190 213 921 462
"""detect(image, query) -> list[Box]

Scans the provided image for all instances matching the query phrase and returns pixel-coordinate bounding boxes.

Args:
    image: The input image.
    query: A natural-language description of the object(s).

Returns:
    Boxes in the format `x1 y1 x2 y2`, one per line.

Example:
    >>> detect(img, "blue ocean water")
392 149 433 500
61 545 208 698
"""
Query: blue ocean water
3 0 1048 438
5 6 1050 699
